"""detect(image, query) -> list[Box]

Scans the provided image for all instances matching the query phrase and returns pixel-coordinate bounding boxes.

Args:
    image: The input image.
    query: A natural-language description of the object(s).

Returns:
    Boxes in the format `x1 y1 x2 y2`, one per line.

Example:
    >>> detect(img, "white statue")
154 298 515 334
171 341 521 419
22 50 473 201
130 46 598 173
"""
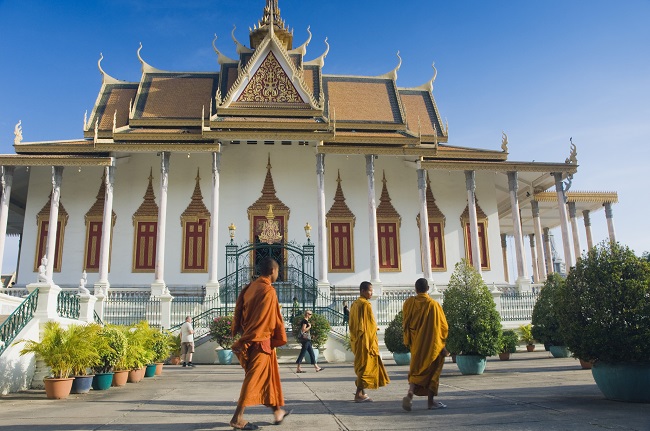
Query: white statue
78 270 89 295
37 255 48 283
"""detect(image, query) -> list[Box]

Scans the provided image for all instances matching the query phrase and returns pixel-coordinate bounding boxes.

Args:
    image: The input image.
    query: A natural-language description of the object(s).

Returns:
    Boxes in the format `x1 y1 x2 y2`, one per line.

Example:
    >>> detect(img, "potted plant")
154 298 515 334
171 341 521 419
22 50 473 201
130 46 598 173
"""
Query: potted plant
68 324 102 394
557 242 650 402
498 329 519 360
121 322 155 383
92 325 126 390
442 260 501 375
151 330 174 375
168 332 182 365
531 274 569 358
518 324 536 351
210 315 238 364
384 311 410 365
18 321 77 399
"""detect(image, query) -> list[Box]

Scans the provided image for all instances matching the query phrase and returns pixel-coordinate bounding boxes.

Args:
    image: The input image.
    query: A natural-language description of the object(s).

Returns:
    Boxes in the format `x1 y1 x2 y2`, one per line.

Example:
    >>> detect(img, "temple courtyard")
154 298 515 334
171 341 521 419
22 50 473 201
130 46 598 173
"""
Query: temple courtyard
0 350 647 431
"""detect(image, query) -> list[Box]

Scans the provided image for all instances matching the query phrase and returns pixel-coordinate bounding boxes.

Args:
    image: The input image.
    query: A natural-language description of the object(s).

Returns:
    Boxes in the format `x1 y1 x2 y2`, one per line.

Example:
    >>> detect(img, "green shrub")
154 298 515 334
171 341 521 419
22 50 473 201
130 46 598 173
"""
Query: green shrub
499 329 519 353
442 260 501 357
68 324 102 376
151 329 174 363
384 311 409 353
292 313 331 349
557 242 650 363
517 324 535 345
531 274 566 346
210 315 238 349
18 321 84 378
94 325 127 373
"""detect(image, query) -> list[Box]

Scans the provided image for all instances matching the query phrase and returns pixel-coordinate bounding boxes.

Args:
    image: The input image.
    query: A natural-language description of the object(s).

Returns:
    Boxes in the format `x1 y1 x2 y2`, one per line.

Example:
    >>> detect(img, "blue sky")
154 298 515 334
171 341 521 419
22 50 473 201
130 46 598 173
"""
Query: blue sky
1 0 649 273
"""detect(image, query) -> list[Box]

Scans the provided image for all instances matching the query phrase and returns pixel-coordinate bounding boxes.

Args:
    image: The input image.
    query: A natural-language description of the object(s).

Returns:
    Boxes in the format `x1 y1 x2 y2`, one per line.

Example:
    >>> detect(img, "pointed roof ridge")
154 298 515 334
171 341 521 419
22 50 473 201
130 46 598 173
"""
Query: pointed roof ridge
461 196 487 220
326 170 355 220
248 155 289 213
181 168 210 218
425 176 445 219
85 171 116 220
133 168 159 218
376 171 401 220
212 34 238 65
137 42 167 74
304 37 329 68
288 26 311 56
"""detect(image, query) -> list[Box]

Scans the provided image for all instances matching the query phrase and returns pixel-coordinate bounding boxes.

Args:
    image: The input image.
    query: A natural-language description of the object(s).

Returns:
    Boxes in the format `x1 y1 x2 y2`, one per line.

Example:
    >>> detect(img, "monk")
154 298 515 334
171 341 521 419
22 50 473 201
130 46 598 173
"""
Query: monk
401 278 449 411
349 281 390 402
230 257 291 430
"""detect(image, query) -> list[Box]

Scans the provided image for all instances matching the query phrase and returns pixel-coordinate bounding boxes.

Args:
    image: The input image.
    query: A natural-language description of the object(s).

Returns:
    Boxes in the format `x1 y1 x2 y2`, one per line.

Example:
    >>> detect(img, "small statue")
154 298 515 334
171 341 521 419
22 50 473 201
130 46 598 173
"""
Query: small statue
78 270 89 295
37 255 48 283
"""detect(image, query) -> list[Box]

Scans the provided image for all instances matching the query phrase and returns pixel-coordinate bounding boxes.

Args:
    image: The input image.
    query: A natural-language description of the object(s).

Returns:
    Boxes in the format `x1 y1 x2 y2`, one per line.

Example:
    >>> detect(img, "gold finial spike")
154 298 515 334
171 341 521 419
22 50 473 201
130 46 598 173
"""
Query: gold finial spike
266 203 275 220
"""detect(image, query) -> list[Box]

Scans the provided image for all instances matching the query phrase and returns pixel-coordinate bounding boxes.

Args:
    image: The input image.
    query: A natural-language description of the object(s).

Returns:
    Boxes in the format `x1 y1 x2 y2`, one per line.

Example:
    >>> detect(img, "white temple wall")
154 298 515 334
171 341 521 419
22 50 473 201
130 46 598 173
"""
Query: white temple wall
15 147 506 288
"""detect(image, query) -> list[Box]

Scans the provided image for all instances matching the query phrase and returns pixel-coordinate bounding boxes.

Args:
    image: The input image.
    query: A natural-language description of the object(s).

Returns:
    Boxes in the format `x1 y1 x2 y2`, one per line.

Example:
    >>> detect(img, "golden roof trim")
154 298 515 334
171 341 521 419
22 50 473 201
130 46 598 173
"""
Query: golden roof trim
0 155 113 166
420 159 579 173
534 191 618 204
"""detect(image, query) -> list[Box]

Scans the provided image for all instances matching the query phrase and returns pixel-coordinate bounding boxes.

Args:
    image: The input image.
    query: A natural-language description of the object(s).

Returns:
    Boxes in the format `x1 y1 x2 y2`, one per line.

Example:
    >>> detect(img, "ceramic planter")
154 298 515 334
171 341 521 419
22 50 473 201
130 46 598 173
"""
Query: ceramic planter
592 362 650 403
498 352 511 361
70 375 94 394
144 363 157 378
154 362 164 375
128 367 145 383
579 359 593 370
112 370 129 387
44 377 74 399
549 346 570 358
217 349 233 365
92 372 114 390
456 355 487 375
526 344 535 352
392 352 411 365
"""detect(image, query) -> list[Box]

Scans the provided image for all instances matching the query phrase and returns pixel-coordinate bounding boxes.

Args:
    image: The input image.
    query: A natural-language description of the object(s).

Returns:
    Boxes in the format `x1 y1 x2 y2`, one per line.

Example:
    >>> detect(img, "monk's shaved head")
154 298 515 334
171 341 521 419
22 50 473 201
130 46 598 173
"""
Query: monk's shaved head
415 278 429 293
259 257 279 276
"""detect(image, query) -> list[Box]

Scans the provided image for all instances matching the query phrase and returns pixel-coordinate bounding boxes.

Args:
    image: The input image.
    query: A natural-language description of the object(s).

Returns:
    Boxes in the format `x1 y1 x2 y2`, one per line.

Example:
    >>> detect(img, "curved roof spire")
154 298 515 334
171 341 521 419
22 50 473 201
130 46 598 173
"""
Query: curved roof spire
137 42 165 73
289 26 312 56
304 37 329 67
250 0 293 50
97 53 125 84
212 34 237 64
232 25 253 54
377 51 402 80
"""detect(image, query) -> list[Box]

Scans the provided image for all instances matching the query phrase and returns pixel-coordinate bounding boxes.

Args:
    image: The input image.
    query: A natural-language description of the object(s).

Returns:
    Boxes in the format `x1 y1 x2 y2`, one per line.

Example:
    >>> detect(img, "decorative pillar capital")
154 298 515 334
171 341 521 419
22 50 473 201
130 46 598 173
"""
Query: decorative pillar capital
567 201 577 218
507 171 518 192
582 209 591 226
464 170 475 192
212 151 221 175
531 199 540 217
416 168 427 190
604 202 614 219
365 154 375 176
500 234 507 248
528 233 535 247
316 153 325 175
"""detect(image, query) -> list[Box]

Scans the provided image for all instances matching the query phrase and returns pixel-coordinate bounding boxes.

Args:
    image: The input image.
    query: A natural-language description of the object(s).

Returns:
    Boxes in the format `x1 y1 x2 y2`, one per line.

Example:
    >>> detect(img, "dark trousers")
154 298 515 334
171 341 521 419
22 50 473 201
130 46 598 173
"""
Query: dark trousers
296 340 316 364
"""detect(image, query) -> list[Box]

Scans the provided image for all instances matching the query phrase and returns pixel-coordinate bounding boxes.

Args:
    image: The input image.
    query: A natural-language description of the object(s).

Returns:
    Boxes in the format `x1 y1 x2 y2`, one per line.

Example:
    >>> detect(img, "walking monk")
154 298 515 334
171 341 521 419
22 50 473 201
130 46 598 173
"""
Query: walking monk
230 257 292 430
349 281 390 402
401 278 449 411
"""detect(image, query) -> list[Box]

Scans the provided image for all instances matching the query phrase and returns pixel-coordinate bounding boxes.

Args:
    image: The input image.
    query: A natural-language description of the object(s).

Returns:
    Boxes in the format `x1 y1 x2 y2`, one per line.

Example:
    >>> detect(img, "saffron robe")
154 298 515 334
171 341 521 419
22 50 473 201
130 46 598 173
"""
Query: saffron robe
231 275 287 407
349 296 390 389
402 293 448 396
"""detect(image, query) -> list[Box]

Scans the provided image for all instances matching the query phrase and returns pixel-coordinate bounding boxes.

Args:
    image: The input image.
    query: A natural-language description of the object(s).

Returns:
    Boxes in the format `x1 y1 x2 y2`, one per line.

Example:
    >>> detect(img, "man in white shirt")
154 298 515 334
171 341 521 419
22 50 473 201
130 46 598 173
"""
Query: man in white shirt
180 316 195 367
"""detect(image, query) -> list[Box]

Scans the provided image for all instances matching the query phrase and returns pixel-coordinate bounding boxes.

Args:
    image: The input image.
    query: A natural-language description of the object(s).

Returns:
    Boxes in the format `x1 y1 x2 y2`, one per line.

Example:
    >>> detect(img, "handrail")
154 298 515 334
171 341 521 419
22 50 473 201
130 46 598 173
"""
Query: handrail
57 290 80 319
0 288 39 357
93 310 104 325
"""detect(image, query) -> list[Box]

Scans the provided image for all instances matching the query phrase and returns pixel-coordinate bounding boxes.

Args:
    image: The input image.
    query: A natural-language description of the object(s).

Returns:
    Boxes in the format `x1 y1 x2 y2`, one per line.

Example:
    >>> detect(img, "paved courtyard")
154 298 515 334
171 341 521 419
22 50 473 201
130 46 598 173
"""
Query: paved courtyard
0 350 648 431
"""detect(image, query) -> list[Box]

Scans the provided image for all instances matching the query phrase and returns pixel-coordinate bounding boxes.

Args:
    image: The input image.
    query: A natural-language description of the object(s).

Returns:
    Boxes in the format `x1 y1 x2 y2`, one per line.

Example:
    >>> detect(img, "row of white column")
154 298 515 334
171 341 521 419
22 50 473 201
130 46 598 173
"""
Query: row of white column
0 152 223 293
502 172 617 285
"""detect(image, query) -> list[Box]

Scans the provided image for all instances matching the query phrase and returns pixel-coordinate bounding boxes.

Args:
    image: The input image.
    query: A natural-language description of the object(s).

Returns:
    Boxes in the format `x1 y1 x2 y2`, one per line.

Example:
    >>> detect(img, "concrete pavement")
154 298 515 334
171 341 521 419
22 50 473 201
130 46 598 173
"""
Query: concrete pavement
0 350 648 431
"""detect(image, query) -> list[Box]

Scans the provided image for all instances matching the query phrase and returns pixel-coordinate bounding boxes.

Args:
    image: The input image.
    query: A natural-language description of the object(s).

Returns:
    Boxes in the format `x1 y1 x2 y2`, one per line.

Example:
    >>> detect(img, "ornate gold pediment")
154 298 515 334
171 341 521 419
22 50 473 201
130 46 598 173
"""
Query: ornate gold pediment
238 52 304 104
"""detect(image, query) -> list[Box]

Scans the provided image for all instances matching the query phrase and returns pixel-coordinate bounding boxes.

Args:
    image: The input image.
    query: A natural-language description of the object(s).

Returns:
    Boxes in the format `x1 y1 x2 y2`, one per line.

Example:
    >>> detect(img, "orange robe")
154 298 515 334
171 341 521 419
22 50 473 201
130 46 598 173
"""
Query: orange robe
402 293 448 396
231 276 287 407
349 296 390 389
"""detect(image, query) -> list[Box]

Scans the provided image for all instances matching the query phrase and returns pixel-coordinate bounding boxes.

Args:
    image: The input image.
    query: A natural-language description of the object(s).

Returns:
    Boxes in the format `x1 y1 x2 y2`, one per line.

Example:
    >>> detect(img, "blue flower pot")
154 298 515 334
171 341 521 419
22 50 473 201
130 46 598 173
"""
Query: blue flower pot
456 355 487 375
592 362 650 403
392 352 411 365
92 372 114 391
217 349 233 365
144 363 157 377
71 375 94 394
549 346 571 358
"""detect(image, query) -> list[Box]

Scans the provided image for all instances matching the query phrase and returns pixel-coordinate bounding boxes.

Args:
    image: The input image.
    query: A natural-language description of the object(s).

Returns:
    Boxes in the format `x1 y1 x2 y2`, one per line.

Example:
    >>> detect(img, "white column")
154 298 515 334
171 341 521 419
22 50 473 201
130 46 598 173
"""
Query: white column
0 166 14 287
365 155 381 290
568 201 582 260
416 168 432 282
96 165 114 292
553 172 574 269
604 202 616 242
507 171 528 287
152 152 170 296
206 151 221 297
315 153 329 289
529 234 539 283
582 209 594 250
500 234 509 284
464 170 481 274
46 166 64 281
543 227 554 275
531 200 547 281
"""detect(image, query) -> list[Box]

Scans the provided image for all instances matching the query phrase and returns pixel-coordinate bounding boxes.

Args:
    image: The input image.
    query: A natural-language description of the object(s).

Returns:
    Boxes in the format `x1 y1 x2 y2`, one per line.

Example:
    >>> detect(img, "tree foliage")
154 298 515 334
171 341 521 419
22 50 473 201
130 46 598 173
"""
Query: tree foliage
557 242 650 363
531 273 566 346
384 311 409 353
442 260 501 357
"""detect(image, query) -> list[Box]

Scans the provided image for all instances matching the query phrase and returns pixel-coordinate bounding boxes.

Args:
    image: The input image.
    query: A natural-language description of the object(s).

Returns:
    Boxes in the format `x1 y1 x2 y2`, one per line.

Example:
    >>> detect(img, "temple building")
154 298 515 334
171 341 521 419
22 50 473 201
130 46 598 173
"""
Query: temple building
0 1 618 296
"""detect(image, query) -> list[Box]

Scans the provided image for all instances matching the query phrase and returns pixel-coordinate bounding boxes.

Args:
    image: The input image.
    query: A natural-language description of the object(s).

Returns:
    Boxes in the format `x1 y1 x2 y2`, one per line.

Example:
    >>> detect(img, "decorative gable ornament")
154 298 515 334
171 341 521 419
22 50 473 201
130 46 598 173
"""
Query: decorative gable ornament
238 52 303 103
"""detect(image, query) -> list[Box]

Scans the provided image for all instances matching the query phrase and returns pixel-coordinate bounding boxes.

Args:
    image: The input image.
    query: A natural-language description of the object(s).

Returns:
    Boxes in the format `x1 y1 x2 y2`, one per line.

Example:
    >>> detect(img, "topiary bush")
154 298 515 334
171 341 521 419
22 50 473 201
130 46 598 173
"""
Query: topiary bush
499 329 519 353
442 260 501 357
531 273 566 346
384 311 409 353
557 241 650 363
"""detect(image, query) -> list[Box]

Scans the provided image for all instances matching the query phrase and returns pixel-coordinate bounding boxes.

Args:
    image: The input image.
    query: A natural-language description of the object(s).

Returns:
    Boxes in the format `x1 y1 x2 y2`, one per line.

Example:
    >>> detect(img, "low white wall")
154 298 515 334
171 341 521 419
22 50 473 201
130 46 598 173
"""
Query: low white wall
0 318 39 395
